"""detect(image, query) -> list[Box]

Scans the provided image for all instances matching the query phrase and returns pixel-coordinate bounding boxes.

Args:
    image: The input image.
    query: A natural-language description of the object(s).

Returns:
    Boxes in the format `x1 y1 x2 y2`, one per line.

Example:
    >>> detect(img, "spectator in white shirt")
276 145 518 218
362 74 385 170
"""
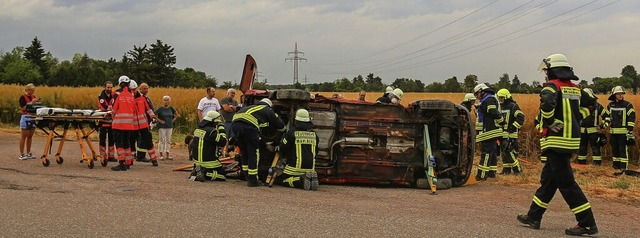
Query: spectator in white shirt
197 87 221 121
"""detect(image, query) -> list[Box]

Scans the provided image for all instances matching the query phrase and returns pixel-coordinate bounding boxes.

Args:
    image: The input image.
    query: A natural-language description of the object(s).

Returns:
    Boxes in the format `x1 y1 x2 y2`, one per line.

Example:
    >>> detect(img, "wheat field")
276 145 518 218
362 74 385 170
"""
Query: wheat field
1 85 639 161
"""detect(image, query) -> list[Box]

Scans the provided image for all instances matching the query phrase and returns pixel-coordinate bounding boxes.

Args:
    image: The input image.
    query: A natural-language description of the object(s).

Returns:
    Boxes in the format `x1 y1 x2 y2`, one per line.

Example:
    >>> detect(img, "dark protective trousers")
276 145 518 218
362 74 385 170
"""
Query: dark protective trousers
526 150 596 227
135 128 157 161
231 121 260 183
477 139 498 179
99 127 115 158
577 132 601 165
500 138 522 174
610 134 628 170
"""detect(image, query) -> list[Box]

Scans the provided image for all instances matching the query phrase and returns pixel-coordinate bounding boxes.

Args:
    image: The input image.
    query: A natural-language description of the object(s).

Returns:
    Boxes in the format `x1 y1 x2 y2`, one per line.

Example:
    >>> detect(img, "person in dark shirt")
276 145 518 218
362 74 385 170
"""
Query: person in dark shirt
19 83 39 160
155 95 179 160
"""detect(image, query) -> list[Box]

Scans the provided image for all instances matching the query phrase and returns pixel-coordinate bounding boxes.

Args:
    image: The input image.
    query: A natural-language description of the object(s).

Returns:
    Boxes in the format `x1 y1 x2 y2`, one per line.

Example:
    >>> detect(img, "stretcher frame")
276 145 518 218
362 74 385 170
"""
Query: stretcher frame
28 113 111 169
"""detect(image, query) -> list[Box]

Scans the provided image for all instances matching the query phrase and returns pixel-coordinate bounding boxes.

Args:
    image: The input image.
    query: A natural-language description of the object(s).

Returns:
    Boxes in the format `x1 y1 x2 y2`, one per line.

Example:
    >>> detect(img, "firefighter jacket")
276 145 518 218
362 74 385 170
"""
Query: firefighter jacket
232 104 285 133
134 92 155 130
98 90 113 128
111 87 136 131
539 79 591 153
500 99 525 139
476 92 503 142
191 121 227 169
580 101 605 134
280 121 319 176
603 100 635 134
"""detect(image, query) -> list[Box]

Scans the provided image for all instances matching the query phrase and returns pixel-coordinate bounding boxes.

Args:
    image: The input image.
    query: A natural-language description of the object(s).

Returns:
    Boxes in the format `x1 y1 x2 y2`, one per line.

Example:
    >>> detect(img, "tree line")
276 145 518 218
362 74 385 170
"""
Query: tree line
2 37 638 94
0 37 216 88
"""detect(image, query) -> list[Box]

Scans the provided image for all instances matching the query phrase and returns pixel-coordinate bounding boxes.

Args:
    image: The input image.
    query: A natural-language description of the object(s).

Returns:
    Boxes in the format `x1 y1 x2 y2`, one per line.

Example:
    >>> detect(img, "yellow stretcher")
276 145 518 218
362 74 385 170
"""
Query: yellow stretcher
28 112 111 169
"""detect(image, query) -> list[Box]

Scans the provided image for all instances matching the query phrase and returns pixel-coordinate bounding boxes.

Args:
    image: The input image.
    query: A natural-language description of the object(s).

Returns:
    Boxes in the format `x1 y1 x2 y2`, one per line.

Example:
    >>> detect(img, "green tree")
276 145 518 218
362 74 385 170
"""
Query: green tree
620 65 639 94
365 73 384 92
148 39 177 86
495 73 510 90
334 78 353 92
425 82 445 92
23 37 49 84
443 76 463 92
463 74 478 93
126 44 151 84
352 75 365 91
510 75 521 93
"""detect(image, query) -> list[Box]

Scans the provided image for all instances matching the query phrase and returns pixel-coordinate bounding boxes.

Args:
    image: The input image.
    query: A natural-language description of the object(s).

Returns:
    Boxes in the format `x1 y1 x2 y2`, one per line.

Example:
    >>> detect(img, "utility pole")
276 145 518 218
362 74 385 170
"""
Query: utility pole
304 74 308 84
285 42 306 84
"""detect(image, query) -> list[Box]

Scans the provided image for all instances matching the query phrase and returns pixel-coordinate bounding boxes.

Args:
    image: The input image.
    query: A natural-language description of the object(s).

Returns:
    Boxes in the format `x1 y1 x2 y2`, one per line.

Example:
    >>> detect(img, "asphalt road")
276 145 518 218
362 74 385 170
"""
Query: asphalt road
1 132 638 237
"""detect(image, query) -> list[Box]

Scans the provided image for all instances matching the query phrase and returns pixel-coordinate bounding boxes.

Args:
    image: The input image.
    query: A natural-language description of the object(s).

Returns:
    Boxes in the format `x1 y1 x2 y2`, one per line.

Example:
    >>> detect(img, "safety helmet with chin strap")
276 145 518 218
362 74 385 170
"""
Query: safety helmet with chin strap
538 54 572 72
473 83 489 93
496 88 511 99
463 93 476 102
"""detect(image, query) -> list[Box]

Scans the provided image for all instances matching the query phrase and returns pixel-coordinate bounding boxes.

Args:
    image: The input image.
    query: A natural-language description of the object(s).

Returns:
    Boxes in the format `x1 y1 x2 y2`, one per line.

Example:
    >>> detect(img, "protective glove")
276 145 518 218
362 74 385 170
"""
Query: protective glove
217 125 225 133
627 131 635 146
548 120 564 133
597 133 607 147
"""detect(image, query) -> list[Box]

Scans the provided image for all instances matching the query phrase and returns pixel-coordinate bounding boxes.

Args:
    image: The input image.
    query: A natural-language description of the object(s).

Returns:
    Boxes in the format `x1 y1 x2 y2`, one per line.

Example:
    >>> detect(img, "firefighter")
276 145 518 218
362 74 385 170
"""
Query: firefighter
190 111 227 182
474 83 503 180
130 81 159 166
376 86 394 103
98 81 117 162
276 109 319 190
602 85 635 170
231 98 285 187
497 89 524 175
577 88 605 165
517 53 598 236
460 93 476 112
111 76 137 171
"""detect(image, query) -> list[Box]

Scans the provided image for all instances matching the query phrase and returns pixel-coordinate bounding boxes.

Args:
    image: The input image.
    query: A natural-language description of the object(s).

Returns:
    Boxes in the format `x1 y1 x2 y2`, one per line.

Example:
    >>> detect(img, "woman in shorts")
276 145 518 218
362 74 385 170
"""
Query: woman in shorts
19 83 39 160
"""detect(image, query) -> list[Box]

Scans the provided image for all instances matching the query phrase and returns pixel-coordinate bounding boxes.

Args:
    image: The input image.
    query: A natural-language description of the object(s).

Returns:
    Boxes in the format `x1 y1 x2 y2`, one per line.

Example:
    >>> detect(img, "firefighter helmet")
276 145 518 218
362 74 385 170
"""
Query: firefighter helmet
203 111 221 122
385 86 394 94
538 54 571 72
129 80 138 90
118 75 130 84
260 98 273 107
391 88 404 100
295 109 311 122
608 86 625 101
473 83 489 93
463 93 476 102
496 89 511 99
583 88 596 99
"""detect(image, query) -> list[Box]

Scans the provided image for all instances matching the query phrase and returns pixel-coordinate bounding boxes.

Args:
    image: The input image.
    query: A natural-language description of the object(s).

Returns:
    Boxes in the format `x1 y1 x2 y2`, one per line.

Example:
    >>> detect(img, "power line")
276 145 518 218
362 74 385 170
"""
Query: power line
378 0 620 73
314 0 498 66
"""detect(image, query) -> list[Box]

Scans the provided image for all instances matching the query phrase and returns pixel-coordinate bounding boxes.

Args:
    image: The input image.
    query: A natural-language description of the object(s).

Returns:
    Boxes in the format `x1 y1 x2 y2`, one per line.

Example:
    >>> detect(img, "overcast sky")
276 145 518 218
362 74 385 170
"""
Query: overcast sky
1 0 637 87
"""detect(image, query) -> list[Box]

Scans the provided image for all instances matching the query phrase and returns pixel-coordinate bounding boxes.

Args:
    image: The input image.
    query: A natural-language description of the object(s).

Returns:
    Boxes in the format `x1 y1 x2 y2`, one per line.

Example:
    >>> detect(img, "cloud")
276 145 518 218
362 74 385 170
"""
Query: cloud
0 0 638 86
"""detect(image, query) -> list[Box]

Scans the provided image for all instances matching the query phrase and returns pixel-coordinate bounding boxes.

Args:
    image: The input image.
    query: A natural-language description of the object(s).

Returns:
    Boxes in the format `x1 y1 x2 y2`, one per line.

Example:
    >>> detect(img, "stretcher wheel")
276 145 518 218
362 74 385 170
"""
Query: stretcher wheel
56 157 64 164
88 160 94 169
42 159 50 167
100 159 108 167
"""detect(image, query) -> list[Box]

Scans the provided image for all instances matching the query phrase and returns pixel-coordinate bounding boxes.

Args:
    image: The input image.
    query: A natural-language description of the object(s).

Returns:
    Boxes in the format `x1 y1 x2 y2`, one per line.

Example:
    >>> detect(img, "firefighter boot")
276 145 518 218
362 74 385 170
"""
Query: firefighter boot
565 224 598 236
195 166 206 182
302 173 312 190
247 175 263 187
151 160 158 166
500 168 512 175
111 161 128 171
517 214 540 230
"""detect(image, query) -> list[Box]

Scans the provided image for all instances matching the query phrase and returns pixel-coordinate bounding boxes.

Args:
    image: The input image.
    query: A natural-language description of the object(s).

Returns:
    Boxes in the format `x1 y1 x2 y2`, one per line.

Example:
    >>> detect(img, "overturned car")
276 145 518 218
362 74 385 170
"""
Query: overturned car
230 55 474 188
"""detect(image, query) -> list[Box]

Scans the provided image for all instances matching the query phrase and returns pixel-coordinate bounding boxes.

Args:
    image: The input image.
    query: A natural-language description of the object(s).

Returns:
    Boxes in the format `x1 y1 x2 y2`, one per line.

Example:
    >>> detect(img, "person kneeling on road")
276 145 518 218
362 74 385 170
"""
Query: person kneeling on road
275 109 319 191
190 111 227 182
